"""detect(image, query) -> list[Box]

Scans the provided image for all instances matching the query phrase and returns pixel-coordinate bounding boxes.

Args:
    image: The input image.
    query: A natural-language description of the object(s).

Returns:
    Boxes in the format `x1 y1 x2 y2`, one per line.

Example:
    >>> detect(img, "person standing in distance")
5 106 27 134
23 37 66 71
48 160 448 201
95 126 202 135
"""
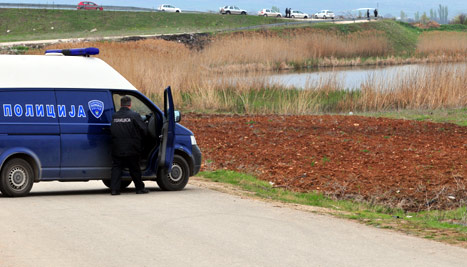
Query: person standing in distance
110 96 149 195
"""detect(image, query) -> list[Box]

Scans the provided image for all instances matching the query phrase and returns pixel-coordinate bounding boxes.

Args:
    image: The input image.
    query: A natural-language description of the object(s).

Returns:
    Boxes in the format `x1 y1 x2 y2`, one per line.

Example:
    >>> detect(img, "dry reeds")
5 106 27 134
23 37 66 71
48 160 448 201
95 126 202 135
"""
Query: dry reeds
201 30 389 71
31 30 466 114
416 31 467 56
356 64 467 111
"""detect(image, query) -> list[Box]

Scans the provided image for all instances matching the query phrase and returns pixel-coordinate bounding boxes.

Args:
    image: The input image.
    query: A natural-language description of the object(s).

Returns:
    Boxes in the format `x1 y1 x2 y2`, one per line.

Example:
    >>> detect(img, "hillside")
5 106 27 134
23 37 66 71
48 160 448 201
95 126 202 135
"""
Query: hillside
0 8 283 42
2 8 455 58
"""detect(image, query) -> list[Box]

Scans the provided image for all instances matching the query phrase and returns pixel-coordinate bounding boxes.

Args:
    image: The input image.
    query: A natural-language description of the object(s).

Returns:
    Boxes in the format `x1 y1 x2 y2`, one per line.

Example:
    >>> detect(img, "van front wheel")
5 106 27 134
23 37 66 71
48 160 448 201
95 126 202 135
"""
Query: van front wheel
0 158 34 197
157 155 189 191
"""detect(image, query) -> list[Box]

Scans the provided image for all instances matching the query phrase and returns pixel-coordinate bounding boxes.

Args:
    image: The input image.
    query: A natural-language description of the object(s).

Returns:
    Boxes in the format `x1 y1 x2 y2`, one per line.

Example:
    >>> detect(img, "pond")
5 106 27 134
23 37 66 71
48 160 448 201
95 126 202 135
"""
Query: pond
227 63 466 90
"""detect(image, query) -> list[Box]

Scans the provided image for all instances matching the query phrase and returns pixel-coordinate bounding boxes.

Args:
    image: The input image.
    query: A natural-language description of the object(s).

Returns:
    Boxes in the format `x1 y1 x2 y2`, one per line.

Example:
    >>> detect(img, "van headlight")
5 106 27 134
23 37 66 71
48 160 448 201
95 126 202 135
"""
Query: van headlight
190 135 197 145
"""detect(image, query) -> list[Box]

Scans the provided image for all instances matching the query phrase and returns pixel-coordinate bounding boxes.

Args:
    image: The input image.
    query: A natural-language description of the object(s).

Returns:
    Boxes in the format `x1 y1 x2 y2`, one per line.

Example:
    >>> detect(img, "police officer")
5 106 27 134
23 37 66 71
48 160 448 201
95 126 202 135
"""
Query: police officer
110 96 149 195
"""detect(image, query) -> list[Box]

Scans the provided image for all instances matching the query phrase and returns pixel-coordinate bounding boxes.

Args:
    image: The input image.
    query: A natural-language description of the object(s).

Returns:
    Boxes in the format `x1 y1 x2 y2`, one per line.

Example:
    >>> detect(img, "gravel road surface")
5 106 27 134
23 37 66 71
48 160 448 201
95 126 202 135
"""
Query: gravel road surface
0 180 465 267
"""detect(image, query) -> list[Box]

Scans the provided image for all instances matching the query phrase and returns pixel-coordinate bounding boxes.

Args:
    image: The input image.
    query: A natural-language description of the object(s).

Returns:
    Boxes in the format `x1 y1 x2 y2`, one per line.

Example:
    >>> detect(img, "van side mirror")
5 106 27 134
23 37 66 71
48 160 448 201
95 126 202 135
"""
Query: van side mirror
174 110 181 123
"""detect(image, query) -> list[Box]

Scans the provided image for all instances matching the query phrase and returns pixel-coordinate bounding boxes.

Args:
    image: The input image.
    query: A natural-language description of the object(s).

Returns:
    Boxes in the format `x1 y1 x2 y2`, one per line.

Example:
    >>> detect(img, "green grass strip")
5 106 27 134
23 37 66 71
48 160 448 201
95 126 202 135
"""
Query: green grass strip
361 108 467 126
199 170 467 244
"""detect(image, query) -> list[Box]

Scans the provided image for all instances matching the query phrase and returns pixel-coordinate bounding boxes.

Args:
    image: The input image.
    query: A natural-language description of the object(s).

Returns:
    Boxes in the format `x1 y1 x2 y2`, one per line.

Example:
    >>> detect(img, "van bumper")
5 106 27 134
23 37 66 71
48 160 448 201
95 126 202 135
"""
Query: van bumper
192 145 202 175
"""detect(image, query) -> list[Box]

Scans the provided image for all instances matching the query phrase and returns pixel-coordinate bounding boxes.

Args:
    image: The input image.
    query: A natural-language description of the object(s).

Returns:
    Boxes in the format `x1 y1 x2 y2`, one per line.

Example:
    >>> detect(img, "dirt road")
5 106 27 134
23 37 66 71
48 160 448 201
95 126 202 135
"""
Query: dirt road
0 180 465 267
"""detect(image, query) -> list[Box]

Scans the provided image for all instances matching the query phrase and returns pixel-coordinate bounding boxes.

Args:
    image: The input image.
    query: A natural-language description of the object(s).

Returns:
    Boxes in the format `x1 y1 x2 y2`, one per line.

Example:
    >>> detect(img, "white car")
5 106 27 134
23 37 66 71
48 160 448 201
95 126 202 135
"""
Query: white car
290 10 309 19
314 10 335 19
257 8 281 17
158 4 181 13
219 6 247 15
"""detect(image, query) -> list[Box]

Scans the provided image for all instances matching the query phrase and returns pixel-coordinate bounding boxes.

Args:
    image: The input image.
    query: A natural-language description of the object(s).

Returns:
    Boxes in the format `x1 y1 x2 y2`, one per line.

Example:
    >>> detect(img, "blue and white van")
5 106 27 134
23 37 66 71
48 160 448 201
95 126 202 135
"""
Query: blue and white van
0 48 201 197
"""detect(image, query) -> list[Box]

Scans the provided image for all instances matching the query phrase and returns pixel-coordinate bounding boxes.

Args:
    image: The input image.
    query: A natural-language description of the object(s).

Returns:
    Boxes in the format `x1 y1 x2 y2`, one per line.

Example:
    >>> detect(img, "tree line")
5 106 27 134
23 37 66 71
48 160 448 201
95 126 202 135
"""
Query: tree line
400 4 449 24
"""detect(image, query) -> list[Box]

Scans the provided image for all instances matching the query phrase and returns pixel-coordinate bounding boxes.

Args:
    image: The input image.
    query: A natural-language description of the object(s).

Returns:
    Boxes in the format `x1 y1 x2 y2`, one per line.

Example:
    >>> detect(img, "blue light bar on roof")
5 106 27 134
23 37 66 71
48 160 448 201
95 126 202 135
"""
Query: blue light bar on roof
45 47 99 56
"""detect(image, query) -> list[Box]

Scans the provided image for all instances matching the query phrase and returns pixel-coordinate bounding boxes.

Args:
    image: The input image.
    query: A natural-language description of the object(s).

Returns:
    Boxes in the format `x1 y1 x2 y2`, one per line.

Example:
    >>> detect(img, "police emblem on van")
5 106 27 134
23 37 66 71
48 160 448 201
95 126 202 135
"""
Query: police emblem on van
88 100 104 119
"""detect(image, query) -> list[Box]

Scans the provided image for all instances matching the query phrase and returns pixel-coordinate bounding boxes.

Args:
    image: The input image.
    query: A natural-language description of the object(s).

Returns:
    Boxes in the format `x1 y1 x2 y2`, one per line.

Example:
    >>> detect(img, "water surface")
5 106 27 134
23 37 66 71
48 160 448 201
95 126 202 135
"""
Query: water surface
231 63 466 90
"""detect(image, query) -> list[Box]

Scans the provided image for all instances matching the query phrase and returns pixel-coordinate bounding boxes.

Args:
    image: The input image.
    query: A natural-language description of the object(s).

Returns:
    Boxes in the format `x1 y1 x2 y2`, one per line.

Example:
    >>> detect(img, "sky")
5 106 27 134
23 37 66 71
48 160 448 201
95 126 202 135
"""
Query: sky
3 1 467 18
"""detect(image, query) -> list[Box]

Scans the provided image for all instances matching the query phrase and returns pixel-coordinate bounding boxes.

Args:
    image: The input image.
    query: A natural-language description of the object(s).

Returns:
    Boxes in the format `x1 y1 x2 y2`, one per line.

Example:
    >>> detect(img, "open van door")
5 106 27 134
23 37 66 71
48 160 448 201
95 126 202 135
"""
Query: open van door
156 87 177 190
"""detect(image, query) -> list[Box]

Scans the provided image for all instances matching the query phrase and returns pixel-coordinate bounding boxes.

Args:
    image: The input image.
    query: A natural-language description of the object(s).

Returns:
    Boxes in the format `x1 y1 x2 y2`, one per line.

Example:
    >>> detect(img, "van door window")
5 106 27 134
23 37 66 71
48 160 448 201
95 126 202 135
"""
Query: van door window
113 94 151 118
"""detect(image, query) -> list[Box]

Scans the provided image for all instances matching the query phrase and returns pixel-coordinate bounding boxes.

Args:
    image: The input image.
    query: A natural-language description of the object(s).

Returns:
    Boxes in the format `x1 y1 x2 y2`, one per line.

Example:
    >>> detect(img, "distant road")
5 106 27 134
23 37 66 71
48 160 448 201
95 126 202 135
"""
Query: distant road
0 180 465 267
0 2 212 12
0 2 154 11
0 2 375 19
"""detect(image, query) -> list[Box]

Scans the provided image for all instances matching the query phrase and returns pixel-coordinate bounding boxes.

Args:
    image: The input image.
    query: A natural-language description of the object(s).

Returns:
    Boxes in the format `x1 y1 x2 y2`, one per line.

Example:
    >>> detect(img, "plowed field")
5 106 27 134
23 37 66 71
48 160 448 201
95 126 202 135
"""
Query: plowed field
183 114 467 211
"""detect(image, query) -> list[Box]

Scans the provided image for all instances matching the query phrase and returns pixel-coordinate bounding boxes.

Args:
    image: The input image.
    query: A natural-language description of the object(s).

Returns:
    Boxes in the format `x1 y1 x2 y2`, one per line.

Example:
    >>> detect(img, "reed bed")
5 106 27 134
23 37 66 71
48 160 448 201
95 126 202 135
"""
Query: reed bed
201 30 389 71
353 64 467 111
416 31 467 56
32 30 467 114
220 64 467 114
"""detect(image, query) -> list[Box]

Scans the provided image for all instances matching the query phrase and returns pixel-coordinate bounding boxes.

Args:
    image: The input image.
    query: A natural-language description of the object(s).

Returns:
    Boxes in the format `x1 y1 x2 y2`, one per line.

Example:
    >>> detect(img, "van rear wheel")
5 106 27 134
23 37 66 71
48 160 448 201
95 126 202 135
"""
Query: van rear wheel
157 155 189 191
0 158 34 197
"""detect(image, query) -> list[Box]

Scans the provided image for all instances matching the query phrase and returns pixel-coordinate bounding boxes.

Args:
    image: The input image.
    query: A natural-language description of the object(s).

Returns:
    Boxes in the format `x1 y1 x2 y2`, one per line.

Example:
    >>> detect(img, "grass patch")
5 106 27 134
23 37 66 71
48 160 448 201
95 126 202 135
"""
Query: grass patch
180 87 362 114
359 108 467 126
199 170 467 246
427 24 467 32
0 8 283 42
201 170 341 208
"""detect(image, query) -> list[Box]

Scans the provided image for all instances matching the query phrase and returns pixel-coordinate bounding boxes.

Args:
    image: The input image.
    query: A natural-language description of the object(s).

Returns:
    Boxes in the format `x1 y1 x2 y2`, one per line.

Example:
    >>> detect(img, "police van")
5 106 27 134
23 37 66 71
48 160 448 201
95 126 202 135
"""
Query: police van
0 48 201 197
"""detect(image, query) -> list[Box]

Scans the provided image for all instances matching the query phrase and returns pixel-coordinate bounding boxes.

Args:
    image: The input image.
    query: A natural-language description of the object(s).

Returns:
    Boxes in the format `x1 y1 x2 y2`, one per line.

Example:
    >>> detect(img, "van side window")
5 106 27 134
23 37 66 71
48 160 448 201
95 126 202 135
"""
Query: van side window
112 93 151 117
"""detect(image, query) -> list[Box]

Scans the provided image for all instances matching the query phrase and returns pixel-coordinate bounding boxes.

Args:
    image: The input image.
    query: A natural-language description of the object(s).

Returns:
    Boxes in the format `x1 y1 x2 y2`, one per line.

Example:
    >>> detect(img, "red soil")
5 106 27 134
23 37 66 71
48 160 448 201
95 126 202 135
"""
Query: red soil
183 114 467 211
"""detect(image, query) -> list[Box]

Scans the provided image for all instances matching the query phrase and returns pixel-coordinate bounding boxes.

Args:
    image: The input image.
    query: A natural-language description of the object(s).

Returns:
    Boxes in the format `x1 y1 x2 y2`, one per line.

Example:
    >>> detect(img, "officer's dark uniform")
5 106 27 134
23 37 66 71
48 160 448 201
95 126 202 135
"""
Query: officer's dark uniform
110 101 149 195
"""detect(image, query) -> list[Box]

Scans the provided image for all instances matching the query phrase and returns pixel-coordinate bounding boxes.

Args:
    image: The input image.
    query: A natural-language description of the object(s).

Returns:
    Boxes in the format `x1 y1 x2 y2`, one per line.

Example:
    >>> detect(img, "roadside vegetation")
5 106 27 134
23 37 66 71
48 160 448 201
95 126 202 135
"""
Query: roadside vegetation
199 171 466 247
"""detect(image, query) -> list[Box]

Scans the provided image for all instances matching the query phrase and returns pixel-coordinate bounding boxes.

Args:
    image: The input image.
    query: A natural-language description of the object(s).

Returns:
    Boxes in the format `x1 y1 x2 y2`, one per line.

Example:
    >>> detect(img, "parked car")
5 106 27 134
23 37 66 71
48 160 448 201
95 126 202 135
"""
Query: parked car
257 8 281 17
158 4 181 13
314 10 335 19
219 6 247 15
77 1 103 10
290 10 309 19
